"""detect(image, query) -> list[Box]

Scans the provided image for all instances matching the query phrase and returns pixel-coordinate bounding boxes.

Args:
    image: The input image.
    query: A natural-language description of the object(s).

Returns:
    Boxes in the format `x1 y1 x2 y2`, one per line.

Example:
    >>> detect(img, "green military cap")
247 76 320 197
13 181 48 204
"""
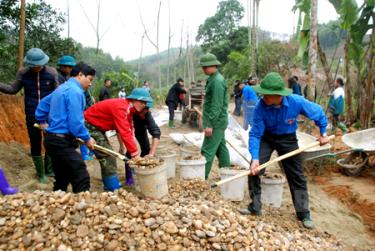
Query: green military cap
253 72 292 96
199 53 221 67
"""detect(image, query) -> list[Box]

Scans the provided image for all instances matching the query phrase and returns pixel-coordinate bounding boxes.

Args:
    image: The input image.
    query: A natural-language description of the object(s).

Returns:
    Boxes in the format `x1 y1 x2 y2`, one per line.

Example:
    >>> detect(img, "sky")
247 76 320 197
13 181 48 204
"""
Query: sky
44 0 355 61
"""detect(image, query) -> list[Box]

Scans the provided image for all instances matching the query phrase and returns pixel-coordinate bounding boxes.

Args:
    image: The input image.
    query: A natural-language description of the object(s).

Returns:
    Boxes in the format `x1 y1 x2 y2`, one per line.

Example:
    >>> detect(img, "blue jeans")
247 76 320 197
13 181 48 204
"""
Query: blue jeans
243 101 256 130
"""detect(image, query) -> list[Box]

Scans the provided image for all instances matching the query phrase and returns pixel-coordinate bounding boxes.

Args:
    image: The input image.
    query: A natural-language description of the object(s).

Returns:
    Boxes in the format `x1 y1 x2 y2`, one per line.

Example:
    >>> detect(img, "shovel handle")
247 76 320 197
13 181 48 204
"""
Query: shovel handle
211 135 335 188
34 123 127 161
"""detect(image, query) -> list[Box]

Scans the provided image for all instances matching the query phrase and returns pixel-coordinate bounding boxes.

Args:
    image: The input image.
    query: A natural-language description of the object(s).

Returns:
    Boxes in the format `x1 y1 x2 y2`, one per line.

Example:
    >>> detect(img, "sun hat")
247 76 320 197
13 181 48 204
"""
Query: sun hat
57 55 76 66
23 48 49 66
199 53 221 67
127 88 153 105
253 72 292 96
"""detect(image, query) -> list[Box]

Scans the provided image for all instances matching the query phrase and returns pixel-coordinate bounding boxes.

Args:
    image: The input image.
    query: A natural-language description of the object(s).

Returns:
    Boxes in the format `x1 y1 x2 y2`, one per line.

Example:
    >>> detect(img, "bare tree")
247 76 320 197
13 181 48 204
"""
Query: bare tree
78 0 118 54
67 0 70 38
17 0 26 69
137 32 145 85
139 0 162 102
307 0 318 101
166 0 173 86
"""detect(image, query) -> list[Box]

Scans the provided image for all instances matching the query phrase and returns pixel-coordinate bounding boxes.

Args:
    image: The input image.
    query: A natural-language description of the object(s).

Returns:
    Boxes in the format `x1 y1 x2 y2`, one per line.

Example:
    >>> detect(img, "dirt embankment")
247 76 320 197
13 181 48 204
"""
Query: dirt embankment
0 95 29 147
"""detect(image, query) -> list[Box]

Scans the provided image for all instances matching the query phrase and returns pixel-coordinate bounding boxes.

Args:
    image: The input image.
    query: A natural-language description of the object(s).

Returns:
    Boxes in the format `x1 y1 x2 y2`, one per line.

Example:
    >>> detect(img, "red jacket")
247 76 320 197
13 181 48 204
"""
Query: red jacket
84 98 138 156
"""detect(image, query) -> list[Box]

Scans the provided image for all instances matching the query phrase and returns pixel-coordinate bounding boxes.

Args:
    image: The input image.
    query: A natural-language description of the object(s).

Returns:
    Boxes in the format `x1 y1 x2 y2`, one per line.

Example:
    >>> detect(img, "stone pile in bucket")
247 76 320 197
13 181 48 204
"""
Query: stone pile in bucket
128 157 164 169
0 182 345 250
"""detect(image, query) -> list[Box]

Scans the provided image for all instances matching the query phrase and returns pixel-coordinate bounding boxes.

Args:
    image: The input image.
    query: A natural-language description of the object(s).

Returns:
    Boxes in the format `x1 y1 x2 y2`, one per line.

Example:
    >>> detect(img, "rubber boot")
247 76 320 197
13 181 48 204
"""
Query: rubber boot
125 163 134 186
31 156 48 184
44 154 54 177
102 175 121 192
168 120 175 129
80 145 93 161
338 122 348 134
0 168 18 195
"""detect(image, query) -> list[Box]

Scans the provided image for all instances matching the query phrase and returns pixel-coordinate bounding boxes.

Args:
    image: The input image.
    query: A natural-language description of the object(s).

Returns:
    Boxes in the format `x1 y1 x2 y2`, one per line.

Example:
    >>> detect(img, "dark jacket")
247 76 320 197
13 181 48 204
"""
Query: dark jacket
291 82 302 96
0 66 59 116
57 69 69 84
165 83 186 107
133 110 161 140
233 84 242 99
99 86 111 101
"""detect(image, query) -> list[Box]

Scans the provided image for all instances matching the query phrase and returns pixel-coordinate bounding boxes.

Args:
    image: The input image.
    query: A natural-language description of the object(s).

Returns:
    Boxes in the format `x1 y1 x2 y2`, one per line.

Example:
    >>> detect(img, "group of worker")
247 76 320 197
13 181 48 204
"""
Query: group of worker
0 48 336 229
0 48 161 194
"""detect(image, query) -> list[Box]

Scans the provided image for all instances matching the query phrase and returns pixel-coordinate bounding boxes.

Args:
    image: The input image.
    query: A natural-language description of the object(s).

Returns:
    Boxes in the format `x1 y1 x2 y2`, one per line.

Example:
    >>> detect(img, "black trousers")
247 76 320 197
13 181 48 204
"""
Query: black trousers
44 134 90 193
26 115 43 156
167 101 176 121
248 132 310 220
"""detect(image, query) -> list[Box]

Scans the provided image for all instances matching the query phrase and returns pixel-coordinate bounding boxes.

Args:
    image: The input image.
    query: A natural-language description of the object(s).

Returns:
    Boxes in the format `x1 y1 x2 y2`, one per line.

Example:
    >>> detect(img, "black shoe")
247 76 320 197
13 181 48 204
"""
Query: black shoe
238 208 261 216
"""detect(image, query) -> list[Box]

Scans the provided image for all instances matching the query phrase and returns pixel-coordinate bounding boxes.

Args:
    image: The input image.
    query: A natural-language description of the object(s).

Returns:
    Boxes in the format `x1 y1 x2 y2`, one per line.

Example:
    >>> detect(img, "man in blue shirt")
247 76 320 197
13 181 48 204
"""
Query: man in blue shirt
35 62 96 193
238 72 330 229
242 77 258 130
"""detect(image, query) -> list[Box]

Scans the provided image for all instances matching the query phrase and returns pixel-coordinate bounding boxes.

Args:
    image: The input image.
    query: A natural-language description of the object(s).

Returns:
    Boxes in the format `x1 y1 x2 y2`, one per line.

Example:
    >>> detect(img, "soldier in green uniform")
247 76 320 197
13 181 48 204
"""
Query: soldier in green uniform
199 53 230 179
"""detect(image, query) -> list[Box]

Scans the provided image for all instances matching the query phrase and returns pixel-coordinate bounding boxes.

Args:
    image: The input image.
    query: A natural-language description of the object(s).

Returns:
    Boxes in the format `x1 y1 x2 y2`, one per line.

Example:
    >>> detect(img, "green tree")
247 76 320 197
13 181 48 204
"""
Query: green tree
196 0 245 63
0 0 79 81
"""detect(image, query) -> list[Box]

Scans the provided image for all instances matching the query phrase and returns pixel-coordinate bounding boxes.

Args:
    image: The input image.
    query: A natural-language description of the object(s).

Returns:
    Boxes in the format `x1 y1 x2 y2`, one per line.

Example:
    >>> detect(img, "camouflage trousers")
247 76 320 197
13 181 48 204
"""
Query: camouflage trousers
86 123 117 178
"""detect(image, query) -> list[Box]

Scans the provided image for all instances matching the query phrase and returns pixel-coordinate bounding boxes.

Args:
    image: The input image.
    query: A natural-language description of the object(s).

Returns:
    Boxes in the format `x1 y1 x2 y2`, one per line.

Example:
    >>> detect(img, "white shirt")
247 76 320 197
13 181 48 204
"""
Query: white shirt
332 86 345 100
118 90 126 99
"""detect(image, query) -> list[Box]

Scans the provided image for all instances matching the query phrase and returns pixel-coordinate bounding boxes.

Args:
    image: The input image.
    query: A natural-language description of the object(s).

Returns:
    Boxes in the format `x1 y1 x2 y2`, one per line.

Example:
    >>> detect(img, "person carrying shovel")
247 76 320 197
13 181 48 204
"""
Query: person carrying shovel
83 90 152 191
35 62 96 193
238 72 329 229
199 53 231 180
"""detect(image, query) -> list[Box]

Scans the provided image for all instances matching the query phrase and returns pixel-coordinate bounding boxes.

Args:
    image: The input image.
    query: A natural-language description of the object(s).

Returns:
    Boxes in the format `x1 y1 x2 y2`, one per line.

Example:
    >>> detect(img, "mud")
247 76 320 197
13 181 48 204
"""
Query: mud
0 95 29 146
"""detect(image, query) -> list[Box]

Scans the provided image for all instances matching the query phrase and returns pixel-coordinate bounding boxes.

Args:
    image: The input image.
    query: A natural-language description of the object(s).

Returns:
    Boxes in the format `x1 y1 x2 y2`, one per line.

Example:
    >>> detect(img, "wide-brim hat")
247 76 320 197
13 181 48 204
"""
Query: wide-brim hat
23 48 49 66
127 87 153 103
57 55 76 66
253 72 292 96
199 53 221 67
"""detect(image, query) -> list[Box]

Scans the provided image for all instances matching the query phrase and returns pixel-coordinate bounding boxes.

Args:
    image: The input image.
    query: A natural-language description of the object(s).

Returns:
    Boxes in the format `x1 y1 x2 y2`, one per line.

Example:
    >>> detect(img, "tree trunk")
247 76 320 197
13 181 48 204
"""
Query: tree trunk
250 0 256 76
137 33 145 84
317 38 334 91
359 19 375 128
67 0 70 38
156 0 162 104
247 0 252 46
166 0 171 88
344 36 355 124
17 0 26 69
307 0 318 102
95 0 101 54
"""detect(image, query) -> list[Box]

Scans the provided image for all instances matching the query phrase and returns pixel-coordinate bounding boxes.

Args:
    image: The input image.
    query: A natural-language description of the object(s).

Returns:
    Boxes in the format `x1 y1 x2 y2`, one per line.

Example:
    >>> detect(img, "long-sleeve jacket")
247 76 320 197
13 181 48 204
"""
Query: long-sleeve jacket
133 110 161 139
35 78 90 141
249 94 328 160
84 98 138 156
242 85 258 103
202 71 228 129
328 87 345 115
165 83 186 106
0 66 59 116
291 83 302 96
99 86 111 101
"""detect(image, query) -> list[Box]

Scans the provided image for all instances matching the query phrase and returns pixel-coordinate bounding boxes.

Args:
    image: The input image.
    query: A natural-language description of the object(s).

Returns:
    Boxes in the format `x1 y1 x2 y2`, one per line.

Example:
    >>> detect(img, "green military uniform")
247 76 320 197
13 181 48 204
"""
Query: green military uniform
200 53 230 179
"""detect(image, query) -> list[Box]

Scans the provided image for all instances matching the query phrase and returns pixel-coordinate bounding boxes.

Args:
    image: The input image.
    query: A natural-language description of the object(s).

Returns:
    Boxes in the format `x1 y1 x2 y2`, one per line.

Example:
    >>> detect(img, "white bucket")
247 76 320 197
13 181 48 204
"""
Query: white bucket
178 158 206 180
261 176 286 208
157 151 177 178
133 163 169 199
219 169 247 201
180 145 201 158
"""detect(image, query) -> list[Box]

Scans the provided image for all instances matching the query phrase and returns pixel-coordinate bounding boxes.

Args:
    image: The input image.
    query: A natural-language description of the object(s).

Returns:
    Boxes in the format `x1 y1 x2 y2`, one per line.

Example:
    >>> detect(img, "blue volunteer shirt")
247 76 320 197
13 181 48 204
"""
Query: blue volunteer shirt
35 78 90 141
249 94 327 160
242 85 258 103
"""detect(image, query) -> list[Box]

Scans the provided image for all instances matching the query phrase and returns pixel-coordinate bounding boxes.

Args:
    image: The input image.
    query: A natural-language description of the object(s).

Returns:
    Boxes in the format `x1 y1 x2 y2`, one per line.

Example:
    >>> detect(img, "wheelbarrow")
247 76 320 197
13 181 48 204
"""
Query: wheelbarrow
337 128 375 176
298 128 375 176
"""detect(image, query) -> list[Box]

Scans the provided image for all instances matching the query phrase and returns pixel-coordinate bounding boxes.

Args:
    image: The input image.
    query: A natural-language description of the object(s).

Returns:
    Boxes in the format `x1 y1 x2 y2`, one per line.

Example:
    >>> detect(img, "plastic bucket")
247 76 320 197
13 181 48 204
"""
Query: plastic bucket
261 175 286 208
220 169 247 201
133 163 169 199
157 150 177 178
178 158 206 180
180 145 201 158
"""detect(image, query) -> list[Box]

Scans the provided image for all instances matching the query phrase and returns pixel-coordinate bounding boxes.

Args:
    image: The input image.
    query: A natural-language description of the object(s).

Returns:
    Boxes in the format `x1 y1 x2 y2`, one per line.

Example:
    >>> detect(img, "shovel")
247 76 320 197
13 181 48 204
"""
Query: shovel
33 123 128 161
211 135 335 188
